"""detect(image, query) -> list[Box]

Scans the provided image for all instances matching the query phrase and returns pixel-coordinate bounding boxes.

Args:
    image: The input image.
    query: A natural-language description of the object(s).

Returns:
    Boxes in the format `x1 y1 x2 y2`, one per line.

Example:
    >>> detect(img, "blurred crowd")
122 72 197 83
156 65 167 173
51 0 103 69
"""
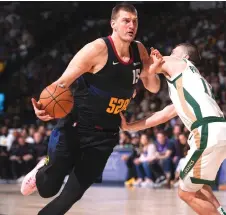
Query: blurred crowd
119 129 189 188
0 123 49 183
0 2 226 187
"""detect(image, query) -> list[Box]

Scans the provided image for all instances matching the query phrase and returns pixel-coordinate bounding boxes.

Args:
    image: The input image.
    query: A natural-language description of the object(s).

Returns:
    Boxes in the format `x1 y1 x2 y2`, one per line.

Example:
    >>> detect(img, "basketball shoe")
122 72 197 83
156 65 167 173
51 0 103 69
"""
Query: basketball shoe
21 157 47 196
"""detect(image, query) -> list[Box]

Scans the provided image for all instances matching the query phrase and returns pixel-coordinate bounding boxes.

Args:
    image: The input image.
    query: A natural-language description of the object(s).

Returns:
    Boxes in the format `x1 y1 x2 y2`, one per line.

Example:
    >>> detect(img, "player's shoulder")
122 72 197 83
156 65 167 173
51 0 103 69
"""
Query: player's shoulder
84 38 107 55
88 38 106 49
133 40 148 58
133 40 145 49
133 40 147 54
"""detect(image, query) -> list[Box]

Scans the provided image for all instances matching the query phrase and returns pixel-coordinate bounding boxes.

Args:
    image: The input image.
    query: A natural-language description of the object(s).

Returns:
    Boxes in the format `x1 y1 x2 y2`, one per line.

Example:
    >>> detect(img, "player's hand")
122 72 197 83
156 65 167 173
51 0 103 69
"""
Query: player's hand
150 47 164 73
150 47 164 67
120 112 129 131
31 98 54 121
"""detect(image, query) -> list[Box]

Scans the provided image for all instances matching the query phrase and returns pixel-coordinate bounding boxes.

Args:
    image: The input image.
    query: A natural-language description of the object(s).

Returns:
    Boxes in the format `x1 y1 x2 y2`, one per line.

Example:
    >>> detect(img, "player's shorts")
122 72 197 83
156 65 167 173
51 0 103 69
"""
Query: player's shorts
179 117 226 192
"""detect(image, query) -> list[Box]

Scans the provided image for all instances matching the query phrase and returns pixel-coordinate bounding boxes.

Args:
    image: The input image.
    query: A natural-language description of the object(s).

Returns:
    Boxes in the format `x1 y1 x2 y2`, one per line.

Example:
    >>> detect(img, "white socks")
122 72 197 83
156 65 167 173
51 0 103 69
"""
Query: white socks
217 206 226 215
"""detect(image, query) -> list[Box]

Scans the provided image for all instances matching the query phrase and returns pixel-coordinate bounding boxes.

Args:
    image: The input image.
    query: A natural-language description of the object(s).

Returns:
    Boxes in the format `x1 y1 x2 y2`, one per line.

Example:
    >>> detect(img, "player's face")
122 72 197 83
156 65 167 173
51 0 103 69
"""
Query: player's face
170 46 187 59
111 10 138 42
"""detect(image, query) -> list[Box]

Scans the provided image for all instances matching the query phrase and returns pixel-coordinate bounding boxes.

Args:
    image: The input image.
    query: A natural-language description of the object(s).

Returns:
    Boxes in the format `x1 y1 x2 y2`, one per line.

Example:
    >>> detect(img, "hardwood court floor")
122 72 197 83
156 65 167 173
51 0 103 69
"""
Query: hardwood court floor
0 184 226 215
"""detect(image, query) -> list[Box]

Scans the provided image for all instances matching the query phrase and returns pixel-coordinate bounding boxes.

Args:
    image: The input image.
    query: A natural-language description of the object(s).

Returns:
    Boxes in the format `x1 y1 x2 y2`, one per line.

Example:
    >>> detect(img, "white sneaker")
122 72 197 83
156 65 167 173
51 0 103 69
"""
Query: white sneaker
21 158 46 196
133 179 143 187
141 180 154 188
153 179 168 188
16 176 25 183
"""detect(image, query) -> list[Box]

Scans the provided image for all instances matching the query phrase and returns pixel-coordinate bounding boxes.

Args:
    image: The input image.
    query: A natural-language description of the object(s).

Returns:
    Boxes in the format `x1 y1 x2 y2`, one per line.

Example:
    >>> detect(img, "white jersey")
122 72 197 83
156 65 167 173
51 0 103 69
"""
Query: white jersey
167 59 224 131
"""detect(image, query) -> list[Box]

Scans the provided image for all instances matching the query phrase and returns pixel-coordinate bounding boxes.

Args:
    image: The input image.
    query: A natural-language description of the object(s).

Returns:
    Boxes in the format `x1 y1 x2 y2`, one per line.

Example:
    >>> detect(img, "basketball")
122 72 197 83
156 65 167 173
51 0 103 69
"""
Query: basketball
39 84 74 119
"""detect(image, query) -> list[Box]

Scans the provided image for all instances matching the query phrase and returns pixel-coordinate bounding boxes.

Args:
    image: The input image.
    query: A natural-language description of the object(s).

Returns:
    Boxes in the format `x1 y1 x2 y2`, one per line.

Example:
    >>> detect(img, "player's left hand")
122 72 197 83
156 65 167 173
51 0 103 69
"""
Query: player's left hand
150 47 163 66
149 47 164 74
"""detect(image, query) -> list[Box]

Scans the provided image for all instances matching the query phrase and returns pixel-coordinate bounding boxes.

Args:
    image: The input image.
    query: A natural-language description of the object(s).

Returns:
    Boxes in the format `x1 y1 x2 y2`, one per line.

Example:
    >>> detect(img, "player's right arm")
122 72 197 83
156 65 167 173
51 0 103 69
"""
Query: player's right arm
32 39 107 121
53 39 107 88
120 104 177 131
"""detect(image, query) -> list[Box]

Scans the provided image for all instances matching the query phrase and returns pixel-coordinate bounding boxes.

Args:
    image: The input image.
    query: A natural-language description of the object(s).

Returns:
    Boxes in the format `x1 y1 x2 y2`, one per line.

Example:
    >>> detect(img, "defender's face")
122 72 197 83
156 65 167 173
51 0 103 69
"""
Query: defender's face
111 10 138 42
171 46 187 59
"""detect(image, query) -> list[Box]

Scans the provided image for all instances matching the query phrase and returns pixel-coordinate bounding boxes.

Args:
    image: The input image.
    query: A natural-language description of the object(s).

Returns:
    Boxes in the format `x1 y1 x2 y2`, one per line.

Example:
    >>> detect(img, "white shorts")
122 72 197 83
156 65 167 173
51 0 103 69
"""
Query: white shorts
179 122 226 192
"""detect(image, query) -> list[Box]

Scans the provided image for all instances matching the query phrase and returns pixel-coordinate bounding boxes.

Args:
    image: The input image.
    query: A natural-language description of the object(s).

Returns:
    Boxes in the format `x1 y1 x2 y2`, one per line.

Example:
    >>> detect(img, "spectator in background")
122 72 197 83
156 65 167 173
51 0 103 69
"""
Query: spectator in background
121 133 140 186
133 133 158 188
37 125 46 136
9 136 34 181
26 125 36 143
172 126 187 168
171 136 190 188
171 124 182 141
177 133 189 159
0 141 9 179
155 131 176 186
43 124 53 145
0 125 15 151
119 131 132 148
32 132 47 164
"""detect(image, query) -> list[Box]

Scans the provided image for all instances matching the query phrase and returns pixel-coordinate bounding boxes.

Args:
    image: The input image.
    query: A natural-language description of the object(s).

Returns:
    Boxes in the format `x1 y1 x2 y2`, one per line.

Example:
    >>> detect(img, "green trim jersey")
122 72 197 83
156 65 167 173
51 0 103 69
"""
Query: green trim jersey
166 59 224 131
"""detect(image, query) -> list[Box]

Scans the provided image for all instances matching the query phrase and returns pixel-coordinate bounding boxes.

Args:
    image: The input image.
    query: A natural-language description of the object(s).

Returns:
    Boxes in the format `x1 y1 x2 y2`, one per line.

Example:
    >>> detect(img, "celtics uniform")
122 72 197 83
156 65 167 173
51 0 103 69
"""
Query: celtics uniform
167 59 226 192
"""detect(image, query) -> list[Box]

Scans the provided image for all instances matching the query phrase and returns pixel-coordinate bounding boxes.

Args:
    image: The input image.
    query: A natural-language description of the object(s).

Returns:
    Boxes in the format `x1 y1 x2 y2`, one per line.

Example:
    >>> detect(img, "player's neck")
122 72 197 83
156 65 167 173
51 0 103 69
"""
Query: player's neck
110 34 131 58
162 56 186 79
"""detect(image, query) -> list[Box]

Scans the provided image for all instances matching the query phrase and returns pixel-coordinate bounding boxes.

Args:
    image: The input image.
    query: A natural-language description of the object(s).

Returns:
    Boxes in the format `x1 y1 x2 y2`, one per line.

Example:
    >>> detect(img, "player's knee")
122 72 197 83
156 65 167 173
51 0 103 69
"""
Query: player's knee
38 188 59 198
178 188 192 202
72 192 84 202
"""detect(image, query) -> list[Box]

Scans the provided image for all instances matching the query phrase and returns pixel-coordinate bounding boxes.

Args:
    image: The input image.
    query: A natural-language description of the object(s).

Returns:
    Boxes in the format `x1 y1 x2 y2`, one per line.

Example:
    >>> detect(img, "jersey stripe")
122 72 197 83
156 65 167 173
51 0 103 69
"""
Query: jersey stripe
180 124 208 179
192 129 201 179
183 88 203 120
175 76 196 122
201 78 209 95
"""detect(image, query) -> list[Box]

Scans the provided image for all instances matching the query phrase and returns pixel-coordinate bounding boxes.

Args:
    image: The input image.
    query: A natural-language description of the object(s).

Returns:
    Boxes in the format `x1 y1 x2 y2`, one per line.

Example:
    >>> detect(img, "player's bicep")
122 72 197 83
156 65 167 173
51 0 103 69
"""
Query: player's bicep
55 39 105 87
67 43 98 73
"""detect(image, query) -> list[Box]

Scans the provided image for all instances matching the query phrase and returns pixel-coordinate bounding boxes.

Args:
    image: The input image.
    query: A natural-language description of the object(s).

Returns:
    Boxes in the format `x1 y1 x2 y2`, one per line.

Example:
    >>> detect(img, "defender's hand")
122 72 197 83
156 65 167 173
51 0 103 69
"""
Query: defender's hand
150 47 163 66
120 112 129 131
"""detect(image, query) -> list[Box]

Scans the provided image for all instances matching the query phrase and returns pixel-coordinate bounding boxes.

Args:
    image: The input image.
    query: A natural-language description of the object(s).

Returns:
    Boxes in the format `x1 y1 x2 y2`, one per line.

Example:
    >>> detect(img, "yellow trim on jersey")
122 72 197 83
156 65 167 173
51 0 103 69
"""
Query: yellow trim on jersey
192 129 201 179
175 76 196 122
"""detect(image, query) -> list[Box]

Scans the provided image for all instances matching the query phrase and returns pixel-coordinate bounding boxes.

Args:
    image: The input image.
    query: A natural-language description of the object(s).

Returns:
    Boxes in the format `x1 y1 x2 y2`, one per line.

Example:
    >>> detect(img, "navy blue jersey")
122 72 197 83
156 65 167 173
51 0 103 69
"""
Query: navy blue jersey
73 36 142 130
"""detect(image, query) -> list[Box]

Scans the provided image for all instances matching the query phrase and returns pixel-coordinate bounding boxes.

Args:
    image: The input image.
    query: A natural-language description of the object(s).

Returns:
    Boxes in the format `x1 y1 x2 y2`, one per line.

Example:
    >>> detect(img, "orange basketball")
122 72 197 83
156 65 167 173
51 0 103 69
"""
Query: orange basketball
39 84 74 119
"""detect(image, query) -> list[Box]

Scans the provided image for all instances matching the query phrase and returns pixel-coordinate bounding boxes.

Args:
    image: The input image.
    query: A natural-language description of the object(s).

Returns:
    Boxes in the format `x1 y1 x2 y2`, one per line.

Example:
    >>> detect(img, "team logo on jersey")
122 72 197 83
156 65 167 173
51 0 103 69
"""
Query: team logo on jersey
133 62 141 66
113 61 119 65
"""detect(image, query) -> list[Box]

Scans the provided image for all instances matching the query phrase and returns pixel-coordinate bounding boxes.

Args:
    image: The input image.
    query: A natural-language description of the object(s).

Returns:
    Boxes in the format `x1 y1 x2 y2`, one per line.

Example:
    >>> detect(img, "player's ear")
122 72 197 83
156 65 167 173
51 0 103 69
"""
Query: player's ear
111 19 116 31
184 54 189 60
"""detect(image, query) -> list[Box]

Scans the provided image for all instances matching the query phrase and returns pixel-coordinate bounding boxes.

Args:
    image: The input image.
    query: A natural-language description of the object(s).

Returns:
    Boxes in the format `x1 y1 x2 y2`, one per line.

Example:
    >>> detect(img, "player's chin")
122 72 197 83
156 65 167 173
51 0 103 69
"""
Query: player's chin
123 35 135 42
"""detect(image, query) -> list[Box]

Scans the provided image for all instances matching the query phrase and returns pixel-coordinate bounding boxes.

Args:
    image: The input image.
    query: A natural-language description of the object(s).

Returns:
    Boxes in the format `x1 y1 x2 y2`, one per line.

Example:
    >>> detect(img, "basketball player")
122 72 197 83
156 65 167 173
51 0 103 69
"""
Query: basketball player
21 3 162 215
120 43 226 215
